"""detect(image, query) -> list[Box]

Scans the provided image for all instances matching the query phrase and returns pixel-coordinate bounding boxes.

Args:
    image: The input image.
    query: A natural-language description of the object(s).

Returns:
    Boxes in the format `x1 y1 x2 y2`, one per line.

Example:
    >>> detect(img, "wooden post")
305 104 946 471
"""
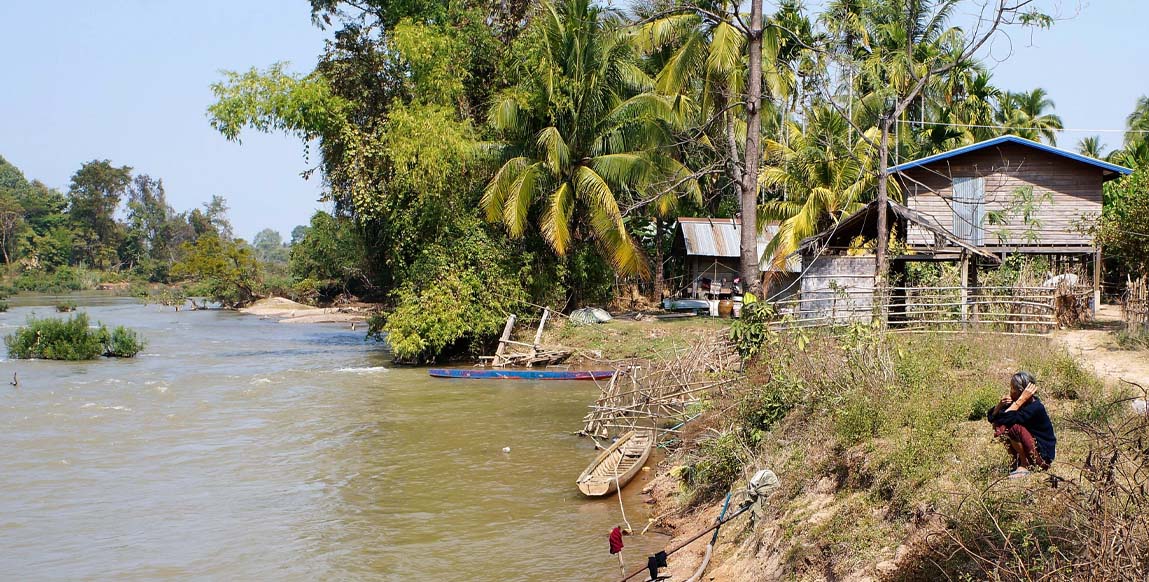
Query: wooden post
959 251 970 327
528 308 550 366
1093 247 1102 317
970 256 980 324
493 314 516 367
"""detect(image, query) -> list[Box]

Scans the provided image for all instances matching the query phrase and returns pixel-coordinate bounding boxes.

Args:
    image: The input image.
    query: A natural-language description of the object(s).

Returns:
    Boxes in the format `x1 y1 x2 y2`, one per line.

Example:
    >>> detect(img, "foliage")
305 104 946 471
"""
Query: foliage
171 234 262 307
368 224 528 363
103 325 146 358
728 301 778 360
680 432 745 502
67 160 133 268
289 211 370 298
0 301 8 312
1098 169 1149 277
5 313 144 360
481 0 698 276
55 301 76 313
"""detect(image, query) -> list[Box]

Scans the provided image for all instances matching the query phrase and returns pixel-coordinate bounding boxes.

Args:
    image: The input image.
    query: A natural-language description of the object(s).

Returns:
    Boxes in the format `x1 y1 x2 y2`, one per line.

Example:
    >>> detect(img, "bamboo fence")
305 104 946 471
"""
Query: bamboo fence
1124 276 1149 332
766 284 1091 334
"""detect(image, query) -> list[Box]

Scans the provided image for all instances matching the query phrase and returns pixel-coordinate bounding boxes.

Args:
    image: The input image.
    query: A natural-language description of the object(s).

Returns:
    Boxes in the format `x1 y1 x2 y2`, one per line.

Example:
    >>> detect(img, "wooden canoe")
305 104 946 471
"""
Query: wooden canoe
428 368 614 380
576 430 653 497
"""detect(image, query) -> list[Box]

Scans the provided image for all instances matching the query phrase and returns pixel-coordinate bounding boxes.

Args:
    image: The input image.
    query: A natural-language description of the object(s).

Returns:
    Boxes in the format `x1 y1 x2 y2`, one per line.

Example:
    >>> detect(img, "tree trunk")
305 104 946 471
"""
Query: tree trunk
653 217 665 302
875 115 891 288
740 0 764 297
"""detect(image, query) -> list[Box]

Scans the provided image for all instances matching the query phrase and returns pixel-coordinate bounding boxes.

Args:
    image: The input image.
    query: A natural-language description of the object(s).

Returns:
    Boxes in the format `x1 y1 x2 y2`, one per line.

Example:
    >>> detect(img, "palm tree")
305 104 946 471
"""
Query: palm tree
995 88 1063 145
1124 95 1149 150
1077 136 1106 159
758 105 882 266
482 0 697 277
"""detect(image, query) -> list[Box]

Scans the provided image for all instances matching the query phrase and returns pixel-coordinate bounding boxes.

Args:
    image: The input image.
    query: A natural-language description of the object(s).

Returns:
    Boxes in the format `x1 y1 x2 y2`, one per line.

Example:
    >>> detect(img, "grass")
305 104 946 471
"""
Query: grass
542 315 730 361
660 329 1120 580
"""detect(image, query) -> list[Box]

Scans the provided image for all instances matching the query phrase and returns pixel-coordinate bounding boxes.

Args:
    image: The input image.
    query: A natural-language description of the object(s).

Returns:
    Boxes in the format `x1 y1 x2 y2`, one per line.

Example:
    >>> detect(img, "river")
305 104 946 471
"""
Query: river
0 296 664 581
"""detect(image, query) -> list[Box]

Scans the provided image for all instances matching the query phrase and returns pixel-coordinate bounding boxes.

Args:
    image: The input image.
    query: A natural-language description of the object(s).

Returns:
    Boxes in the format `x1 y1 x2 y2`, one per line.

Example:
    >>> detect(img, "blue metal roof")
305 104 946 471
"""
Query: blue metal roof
889 134 1133 179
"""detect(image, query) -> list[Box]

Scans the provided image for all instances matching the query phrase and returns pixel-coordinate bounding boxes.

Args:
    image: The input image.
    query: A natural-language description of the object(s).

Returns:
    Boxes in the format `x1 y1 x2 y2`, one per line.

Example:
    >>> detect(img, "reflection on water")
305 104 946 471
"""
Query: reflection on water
0 296 663 580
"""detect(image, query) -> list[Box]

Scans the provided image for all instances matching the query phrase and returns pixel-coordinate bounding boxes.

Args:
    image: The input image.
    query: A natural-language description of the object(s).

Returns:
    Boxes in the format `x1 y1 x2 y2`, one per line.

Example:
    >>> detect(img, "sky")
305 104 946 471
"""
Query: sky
1 1 1146 241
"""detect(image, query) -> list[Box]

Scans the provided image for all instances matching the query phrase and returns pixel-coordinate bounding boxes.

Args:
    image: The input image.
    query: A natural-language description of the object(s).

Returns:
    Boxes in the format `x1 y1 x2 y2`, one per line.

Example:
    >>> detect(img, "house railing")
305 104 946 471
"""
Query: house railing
768 285 1090 334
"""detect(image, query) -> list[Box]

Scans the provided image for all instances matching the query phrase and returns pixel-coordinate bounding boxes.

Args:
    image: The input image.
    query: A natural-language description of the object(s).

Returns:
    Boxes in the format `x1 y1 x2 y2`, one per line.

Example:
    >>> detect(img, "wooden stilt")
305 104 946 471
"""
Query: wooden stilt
1093 247 1103 316
493 315 516 367
959 250 970 327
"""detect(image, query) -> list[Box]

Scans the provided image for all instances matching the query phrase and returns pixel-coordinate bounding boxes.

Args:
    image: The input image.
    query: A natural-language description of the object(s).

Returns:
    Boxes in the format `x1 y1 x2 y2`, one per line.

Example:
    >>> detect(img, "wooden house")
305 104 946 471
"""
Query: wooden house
790 137 1133 326
673 217 799 299
891 135 1130 256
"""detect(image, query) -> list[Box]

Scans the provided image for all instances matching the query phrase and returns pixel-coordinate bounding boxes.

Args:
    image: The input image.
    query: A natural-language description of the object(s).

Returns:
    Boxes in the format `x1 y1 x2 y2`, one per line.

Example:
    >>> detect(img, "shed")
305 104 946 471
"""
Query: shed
675 217 799 299
795 200 999 323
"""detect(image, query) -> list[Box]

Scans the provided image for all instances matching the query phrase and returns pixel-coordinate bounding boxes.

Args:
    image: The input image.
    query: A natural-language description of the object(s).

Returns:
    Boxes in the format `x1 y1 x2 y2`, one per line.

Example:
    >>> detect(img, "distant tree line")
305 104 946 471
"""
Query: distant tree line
0 156 235 279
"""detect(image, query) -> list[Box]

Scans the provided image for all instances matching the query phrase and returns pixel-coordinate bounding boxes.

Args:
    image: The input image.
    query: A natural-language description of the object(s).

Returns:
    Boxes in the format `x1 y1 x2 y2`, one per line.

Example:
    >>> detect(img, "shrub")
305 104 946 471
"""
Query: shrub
681 432 744 502
5 313 145 360
55 301 77 312
103 326 145 357
729 302 776 360
0 301 8 313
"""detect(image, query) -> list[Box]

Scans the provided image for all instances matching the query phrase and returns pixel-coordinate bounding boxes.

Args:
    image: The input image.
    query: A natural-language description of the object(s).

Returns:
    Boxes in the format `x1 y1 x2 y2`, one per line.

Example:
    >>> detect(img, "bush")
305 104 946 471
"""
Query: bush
681 432 744 502
55 301 76 312
5 313 145 360
0 301 8 313
103 326 146 357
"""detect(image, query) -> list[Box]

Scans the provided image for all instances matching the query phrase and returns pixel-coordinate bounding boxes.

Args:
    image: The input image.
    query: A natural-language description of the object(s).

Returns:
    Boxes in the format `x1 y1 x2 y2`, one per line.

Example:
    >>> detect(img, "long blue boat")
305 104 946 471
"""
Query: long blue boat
428 368 614 380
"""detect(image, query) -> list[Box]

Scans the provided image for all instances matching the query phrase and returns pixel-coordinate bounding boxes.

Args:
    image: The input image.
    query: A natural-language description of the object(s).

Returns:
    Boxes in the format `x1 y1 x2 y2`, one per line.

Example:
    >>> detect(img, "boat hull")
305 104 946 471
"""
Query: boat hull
576 430 654 497
428 368 614 381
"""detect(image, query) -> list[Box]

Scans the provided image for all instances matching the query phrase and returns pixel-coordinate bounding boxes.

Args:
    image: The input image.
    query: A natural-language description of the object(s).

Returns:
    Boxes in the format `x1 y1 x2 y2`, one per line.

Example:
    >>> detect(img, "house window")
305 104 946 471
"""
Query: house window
952 176 985 245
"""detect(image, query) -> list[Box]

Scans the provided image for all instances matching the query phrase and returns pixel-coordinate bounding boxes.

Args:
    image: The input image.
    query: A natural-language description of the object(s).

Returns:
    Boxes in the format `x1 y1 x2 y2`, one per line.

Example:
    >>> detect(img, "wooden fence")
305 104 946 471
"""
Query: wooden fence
768 285 1091 334
1125 276 1149 332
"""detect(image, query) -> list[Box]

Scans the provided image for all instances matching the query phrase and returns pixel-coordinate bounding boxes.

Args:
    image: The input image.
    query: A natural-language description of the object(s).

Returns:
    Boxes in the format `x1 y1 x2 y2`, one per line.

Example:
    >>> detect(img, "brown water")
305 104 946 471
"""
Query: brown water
0 296 664 581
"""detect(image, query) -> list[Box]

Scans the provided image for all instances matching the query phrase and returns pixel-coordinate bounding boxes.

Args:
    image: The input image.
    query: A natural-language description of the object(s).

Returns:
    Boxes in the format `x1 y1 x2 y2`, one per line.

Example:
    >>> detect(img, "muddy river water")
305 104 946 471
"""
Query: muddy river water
0 296 664 581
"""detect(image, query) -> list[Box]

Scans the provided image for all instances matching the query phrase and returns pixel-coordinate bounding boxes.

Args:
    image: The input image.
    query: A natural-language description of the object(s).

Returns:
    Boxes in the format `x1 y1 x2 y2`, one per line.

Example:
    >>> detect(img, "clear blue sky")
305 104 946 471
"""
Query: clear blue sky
1 2 1145 241
0 1 331 242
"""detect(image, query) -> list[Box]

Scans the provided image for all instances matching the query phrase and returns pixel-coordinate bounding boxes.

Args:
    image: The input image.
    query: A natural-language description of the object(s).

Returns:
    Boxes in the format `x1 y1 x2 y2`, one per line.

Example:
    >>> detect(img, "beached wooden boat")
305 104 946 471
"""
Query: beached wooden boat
576 430 653 497
428 368 614 380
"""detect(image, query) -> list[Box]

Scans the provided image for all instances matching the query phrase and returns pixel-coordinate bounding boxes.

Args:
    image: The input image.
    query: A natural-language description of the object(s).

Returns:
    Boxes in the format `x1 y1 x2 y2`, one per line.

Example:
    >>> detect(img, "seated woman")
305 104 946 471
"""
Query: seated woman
987 371 1056 478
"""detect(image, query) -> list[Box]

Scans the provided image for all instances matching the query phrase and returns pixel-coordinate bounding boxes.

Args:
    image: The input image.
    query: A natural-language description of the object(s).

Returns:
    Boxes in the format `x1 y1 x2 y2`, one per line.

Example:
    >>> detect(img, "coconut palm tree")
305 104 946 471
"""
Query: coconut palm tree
758 105 882 266
1077 136 1106 159
1124 95 1149 150
995 88 1063 145
482 0 698 277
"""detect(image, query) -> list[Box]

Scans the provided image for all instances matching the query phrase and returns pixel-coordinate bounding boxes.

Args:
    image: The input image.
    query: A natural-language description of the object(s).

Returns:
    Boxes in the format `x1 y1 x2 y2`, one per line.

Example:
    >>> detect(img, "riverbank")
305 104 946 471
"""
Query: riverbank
628 321 1145 581
239 297 371 325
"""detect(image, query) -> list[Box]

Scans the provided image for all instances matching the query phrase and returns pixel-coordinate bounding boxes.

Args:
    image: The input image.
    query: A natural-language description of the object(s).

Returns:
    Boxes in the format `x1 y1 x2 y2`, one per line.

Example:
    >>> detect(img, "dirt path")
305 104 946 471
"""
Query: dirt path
1051 304 1149 390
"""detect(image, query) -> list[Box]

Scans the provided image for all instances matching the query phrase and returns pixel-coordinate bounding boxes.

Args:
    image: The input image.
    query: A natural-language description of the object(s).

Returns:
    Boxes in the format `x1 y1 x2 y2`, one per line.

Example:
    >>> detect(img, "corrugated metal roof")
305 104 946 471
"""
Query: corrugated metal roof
678 217 797 272
889 135 1132 180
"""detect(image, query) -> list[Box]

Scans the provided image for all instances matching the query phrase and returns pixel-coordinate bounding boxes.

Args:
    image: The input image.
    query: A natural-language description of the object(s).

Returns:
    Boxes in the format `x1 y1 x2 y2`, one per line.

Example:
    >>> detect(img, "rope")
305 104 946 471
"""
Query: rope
613 451 633 533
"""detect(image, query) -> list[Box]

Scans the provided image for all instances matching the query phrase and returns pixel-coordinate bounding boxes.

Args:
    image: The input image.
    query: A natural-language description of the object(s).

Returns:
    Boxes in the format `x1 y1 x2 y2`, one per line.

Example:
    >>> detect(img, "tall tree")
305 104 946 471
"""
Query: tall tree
482 0 697 276
1078 136 1106 159
996 88 1063 145
68 160 132 268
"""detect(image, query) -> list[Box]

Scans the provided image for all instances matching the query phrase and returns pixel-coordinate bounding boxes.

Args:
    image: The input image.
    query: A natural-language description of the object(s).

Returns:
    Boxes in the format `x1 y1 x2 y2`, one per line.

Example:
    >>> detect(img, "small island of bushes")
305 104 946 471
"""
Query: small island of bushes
5 313 145 360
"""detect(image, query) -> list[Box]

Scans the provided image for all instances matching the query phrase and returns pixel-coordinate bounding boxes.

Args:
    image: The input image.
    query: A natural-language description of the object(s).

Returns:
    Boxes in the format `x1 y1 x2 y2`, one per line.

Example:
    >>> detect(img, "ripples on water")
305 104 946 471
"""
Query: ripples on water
0 297 662 580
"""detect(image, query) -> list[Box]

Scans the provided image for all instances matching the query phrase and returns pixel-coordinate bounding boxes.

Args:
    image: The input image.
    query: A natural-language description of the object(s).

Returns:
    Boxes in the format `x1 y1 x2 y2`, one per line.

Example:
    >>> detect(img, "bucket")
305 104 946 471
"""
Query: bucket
718 299 734 318
708 300 719 317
